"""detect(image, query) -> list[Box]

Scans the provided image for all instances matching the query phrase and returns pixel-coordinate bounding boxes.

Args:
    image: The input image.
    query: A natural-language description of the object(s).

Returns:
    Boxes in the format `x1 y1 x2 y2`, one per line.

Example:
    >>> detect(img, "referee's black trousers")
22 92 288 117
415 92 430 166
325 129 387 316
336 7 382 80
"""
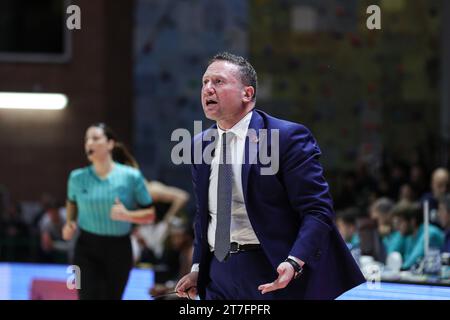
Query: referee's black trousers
73 229 133 300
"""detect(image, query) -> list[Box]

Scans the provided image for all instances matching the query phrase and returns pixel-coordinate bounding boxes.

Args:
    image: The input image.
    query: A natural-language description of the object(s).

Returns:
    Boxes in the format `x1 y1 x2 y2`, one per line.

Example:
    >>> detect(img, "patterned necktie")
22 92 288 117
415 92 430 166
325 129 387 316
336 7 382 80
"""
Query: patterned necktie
214 131 234 262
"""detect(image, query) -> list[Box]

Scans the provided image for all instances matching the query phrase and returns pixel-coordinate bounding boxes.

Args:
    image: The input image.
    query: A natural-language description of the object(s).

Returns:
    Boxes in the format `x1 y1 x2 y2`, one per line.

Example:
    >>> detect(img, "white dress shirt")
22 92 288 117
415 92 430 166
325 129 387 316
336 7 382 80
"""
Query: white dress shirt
206 110 259 251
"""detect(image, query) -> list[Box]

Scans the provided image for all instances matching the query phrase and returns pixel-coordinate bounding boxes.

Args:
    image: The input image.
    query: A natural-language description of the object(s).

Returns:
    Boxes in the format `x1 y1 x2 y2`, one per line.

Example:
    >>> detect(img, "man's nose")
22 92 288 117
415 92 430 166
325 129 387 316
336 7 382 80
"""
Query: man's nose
203 83 215 95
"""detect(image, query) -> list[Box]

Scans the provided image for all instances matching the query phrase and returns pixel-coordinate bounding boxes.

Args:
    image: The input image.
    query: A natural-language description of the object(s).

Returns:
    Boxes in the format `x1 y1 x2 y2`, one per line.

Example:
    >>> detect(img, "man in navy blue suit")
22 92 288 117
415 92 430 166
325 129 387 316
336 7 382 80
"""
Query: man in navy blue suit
175 52 365 300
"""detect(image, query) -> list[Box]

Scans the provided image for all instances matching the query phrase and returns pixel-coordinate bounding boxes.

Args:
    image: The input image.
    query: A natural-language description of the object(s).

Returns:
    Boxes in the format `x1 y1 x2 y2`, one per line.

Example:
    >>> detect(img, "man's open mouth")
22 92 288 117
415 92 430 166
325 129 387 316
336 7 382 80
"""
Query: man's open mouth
206 99 217 106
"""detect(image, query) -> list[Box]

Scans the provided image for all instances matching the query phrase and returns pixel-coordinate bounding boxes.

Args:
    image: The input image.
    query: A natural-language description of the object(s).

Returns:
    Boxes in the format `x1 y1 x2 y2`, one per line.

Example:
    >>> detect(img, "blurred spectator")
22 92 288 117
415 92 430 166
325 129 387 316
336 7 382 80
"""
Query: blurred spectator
410 164 428 199
38 200 70 263
335 172 358 210
354 162 378 209
147 181 190 224
369 197 404 257
31 193 57 230
392 202 444 270
389 162 409 200
0 201 30 261
355 162 377 190
438 194 450 253
398 183 415 204
357 216 386 263
421 168 449 223
375 173 391 199
132 181 189 264
149 217 194 300
167 218 194 276
336 207 360 250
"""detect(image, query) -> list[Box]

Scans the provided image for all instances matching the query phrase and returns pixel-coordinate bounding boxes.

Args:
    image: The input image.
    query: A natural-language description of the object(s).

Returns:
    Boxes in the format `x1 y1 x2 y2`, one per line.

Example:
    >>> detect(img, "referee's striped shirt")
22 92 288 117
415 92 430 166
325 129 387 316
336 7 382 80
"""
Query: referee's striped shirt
67 162 152 236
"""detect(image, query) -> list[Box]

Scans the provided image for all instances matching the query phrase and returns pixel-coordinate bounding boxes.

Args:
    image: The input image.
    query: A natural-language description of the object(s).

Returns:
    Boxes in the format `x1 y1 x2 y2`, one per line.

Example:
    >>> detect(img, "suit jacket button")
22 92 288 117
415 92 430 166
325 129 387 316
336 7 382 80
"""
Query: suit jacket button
315 250 322 259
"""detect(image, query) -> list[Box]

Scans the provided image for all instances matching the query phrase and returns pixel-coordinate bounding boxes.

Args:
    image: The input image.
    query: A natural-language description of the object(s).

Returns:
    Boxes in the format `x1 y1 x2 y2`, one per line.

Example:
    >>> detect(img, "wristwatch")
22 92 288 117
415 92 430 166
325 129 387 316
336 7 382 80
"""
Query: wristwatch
284 257 304 279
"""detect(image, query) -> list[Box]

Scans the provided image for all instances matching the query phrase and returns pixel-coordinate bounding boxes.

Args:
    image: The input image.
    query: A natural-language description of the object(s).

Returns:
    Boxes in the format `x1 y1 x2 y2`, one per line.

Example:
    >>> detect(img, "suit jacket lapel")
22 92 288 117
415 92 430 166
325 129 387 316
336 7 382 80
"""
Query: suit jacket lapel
197 125 218 230
242 110 264 204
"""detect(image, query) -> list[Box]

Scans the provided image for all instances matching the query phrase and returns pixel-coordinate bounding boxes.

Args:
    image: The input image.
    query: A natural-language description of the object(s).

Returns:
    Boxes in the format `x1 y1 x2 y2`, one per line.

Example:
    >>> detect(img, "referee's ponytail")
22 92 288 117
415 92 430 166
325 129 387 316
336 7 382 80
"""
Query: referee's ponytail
90 123 139 169
112 141 139 169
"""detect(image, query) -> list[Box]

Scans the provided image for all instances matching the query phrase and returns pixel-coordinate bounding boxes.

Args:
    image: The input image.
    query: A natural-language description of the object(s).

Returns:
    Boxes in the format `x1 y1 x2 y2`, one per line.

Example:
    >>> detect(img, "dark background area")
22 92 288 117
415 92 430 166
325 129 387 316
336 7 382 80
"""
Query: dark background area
0 0 448 253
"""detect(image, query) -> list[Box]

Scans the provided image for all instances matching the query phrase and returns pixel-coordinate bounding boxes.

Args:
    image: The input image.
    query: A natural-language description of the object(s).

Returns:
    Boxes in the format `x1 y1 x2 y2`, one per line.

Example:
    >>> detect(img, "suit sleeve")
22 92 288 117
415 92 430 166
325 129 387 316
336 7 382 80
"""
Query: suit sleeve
190 135 204 265
191 162 203 265
280 124 335 268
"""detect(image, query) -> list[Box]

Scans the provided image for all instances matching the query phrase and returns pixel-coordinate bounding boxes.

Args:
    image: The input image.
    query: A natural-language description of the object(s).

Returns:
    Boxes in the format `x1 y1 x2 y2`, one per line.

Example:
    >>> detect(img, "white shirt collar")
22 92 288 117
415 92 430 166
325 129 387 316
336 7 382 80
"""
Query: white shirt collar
217 111 253 140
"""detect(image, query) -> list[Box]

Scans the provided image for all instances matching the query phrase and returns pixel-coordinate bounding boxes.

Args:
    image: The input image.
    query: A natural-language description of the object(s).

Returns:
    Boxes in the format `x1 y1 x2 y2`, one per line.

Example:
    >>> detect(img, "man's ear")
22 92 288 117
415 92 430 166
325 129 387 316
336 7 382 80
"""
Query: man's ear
242 86 255 102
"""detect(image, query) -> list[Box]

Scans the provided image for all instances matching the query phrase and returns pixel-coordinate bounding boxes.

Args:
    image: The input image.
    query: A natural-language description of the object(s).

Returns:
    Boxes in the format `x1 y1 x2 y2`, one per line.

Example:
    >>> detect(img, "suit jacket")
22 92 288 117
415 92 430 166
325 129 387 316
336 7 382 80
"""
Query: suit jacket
191 109 365 299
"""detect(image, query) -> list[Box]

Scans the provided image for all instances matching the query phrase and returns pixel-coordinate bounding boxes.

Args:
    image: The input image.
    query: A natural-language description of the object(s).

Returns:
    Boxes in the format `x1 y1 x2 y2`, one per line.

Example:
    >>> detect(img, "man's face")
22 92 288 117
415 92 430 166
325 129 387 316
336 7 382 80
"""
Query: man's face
201 60 248 125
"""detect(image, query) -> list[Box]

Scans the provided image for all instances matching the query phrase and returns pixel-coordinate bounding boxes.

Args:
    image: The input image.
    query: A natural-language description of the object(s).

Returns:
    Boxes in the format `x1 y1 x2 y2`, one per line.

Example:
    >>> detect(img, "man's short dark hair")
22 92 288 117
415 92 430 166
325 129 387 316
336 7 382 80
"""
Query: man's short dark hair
208 52 258 101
